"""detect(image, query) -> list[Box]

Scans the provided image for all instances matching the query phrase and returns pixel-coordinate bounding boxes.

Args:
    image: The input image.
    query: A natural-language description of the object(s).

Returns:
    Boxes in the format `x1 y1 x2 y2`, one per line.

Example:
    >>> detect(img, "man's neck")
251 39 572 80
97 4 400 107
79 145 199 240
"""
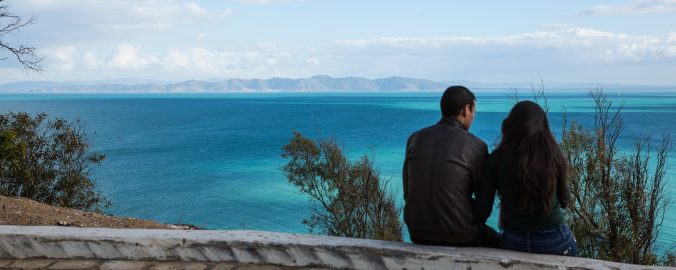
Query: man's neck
439 116 468 130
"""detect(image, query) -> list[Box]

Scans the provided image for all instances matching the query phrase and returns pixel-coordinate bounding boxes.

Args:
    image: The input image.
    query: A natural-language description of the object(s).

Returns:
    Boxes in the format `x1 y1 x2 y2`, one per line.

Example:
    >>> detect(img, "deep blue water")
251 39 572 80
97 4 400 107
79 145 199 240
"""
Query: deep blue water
0 91 674 251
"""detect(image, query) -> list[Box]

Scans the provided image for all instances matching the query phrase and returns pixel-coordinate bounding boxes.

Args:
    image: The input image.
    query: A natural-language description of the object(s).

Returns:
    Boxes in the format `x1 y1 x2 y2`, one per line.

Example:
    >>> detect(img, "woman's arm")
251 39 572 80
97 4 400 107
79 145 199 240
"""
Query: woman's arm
557 172 570 209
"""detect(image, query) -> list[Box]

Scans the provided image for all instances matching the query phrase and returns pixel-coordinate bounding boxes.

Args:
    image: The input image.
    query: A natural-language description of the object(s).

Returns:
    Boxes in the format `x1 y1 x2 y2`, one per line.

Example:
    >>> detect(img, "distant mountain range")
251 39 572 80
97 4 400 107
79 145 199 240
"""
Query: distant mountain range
0 76 673 93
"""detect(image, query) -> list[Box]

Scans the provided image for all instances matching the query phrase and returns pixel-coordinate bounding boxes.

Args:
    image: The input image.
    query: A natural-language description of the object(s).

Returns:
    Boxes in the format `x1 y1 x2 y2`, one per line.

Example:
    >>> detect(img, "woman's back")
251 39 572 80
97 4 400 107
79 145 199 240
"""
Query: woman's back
475 100 577 256
487 146 567 231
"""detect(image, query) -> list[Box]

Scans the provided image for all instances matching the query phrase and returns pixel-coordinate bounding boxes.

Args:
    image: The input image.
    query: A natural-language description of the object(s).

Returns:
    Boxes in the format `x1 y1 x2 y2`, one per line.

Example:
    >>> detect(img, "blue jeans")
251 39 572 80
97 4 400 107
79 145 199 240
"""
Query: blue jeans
501 225 577 256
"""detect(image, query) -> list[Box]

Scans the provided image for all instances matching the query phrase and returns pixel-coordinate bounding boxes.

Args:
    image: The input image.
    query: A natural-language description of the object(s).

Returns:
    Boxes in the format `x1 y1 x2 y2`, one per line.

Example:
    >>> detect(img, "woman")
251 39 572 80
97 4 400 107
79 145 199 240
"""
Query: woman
473 100 577 256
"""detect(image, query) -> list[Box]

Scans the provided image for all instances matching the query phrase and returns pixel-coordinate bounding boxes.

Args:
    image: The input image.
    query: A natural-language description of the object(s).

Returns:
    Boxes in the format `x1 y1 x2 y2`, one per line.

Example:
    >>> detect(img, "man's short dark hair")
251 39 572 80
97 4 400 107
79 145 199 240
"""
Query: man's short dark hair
440 85 476 117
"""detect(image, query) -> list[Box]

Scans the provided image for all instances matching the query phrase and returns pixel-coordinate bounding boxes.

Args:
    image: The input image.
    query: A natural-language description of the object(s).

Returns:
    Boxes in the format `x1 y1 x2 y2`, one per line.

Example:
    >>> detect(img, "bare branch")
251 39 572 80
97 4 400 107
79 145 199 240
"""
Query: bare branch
507 86 519 105
531 73 549 112
559 87 671 265
0 1 43 72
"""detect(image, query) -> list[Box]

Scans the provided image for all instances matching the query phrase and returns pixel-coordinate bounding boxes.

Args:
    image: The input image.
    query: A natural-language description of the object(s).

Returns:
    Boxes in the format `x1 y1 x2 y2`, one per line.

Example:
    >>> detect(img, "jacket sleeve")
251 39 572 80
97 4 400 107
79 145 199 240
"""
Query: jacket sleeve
472 148 497 225
402 154 409 202
402 133 415 202
471 143 489 193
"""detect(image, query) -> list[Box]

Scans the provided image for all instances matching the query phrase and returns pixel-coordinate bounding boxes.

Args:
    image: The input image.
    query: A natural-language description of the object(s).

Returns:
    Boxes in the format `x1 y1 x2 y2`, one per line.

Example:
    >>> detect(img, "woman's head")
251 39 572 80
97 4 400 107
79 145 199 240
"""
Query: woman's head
500 100 549 146
499 101 567 215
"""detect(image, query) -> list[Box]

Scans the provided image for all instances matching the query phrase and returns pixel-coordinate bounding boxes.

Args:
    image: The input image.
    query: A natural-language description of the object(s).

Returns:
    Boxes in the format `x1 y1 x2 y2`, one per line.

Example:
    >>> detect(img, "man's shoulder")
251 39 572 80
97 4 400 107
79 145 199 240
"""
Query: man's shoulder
464 131 488 150
409 124 487 147
407 125 435 140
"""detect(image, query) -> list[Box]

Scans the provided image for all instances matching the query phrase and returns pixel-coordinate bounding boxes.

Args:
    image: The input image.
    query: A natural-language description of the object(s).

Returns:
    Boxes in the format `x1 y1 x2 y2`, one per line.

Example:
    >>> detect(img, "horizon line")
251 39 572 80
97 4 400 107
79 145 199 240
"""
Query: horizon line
2 75 676 89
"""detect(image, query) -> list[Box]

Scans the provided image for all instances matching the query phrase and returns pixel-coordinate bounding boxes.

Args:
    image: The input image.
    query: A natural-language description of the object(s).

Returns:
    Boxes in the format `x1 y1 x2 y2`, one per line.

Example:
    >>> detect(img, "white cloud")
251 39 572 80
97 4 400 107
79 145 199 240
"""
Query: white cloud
42 46 77 71
580 0 676 15
233 0 302 4
194 33 207 41
305 58 320 65
7 27 676 85
666 33 676 57
335 28 676 62
16 0 231 37
163 49 192 70
108 44 159 70
77 44 294 76
81 44 159 70
158 47 292 74
83 52 102 69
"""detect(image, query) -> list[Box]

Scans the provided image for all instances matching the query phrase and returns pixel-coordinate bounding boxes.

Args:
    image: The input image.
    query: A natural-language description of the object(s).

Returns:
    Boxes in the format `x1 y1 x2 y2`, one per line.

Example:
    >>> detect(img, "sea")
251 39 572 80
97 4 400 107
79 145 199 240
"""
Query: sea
0 90 674 252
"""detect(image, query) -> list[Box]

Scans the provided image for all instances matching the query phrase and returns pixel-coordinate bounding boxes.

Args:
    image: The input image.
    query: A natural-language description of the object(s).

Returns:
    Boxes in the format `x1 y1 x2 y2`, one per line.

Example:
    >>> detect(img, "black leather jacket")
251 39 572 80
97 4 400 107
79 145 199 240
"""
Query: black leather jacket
403 117 488 243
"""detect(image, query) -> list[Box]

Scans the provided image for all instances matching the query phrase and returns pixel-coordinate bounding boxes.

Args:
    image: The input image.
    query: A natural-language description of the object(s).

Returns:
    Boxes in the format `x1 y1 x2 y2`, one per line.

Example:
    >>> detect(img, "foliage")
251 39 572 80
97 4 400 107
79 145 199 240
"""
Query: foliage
559 89 673 265
0 0 42 72
281 131 402 241
0 112 108 211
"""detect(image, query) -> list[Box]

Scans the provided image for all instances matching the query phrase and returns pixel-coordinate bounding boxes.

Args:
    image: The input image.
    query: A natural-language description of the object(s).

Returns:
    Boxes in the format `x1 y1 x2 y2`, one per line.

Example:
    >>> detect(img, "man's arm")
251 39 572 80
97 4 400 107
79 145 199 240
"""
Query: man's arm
402 133 416 202
471 142 489 193
403 156 409 202
471 143 496 224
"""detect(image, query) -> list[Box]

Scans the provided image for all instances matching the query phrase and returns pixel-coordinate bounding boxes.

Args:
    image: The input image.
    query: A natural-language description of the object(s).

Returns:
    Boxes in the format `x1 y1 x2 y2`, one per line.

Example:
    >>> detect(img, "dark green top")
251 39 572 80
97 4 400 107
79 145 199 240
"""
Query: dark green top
472 146 570 231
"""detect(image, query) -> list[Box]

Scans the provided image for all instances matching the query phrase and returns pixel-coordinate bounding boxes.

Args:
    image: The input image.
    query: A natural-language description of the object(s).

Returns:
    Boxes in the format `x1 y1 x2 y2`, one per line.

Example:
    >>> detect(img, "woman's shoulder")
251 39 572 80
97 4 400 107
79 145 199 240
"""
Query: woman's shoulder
489 145 515 159
487 146 517 171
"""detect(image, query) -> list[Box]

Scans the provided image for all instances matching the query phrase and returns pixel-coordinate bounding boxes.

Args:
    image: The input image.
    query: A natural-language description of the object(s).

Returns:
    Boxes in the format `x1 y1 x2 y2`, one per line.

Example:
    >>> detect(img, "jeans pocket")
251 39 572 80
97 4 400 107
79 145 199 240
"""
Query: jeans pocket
500 232 529 252
535 233 576 256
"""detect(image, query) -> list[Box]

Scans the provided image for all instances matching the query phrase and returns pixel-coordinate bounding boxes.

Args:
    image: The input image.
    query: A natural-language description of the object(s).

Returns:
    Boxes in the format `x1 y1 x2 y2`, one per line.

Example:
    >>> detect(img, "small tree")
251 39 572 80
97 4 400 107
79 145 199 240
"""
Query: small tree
560 89 673 265
0 0 43 72
281 131 402 241
0 112 108 211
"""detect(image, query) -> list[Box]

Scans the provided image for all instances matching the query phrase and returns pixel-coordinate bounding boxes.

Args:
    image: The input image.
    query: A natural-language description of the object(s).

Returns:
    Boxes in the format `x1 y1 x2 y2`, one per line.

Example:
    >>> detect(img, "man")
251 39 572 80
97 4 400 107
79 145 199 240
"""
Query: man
403 85 499 247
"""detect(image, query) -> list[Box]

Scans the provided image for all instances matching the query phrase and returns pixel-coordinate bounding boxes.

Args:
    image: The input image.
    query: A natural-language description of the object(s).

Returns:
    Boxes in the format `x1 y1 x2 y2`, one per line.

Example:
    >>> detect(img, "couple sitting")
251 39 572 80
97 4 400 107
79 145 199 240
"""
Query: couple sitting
403 86 577 256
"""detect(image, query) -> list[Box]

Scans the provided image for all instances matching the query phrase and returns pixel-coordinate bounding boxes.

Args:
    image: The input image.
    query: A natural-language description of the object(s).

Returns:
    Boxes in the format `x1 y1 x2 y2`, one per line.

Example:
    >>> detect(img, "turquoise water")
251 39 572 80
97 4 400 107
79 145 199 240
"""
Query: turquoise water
0 91 674 251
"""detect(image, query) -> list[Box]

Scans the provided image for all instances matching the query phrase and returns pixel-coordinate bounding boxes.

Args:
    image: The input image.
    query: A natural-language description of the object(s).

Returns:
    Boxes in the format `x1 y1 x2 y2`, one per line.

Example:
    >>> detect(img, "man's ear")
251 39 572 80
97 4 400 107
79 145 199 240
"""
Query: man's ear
461 104 469 117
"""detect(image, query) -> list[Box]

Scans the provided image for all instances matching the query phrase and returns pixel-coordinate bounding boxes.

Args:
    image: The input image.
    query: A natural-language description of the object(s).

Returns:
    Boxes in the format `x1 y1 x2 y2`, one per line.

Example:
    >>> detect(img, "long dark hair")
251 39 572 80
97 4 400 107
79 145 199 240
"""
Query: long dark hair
498 101 567 215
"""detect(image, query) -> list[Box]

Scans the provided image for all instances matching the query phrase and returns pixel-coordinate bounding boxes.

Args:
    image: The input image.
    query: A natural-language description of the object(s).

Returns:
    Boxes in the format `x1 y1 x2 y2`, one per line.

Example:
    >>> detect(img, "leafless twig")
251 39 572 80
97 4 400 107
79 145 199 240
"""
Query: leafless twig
0 0 43 72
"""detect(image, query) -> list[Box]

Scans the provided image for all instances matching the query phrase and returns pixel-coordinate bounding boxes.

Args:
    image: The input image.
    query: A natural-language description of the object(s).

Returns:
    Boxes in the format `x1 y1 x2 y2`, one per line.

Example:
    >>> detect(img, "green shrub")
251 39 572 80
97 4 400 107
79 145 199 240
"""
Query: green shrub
0 112 108 211
281 131 402 241
560 89 673 265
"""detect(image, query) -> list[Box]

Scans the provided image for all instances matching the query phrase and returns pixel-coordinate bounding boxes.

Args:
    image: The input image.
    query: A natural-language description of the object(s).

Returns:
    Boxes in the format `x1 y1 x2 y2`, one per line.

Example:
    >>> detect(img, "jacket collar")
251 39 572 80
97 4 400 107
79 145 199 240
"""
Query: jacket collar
437 116 468 130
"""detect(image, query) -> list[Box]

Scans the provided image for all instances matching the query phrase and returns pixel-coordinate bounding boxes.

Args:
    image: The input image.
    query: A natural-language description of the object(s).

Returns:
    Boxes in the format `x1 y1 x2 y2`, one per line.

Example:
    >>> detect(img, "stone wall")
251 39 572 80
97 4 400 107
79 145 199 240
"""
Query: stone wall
0 226 669 269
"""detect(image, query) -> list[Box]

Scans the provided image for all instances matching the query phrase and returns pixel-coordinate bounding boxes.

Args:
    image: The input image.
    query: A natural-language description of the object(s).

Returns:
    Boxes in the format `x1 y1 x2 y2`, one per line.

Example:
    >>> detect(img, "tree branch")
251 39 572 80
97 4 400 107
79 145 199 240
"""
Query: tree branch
0 1 43 72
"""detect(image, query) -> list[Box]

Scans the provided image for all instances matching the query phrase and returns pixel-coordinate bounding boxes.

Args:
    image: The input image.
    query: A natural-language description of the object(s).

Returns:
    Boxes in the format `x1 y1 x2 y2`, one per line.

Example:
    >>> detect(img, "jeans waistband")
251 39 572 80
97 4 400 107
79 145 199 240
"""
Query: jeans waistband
503 224 569 236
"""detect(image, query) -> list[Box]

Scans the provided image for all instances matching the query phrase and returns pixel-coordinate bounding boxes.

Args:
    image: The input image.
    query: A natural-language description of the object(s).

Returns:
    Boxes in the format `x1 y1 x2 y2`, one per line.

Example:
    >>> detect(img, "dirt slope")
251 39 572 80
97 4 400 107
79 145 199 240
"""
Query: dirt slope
0 195 196 229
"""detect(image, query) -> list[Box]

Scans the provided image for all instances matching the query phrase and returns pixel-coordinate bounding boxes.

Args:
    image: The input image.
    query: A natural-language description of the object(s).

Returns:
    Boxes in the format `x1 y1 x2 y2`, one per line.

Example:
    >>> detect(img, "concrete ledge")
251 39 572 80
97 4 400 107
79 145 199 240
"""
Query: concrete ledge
0 226 668 269
0 259 318 270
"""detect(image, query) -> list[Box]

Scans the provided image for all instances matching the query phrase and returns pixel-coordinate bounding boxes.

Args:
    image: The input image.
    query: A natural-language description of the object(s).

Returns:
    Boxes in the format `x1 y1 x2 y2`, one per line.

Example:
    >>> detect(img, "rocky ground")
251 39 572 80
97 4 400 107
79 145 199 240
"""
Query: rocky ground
0 195 197 230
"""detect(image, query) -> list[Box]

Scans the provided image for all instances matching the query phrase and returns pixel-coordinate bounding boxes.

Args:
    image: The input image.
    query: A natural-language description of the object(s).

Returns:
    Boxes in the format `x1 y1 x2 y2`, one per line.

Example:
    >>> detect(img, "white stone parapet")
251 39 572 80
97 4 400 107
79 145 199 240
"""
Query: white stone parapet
0 226 670 269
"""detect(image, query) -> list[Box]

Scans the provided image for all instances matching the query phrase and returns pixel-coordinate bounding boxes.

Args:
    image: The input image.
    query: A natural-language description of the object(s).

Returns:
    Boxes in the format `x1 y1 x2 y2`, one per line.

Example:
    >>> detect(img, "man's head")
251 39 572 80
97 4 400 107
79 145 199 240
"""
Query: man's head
440 85 476 129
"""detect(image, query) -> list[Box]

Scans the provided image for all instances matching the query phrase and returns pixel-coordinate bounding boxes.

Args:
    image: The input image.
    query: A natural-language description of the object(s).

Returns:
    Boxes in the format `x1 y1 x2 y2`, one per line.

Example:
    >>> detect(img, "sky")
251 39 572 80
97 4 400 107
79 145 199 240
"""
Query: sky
1 0 676 85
